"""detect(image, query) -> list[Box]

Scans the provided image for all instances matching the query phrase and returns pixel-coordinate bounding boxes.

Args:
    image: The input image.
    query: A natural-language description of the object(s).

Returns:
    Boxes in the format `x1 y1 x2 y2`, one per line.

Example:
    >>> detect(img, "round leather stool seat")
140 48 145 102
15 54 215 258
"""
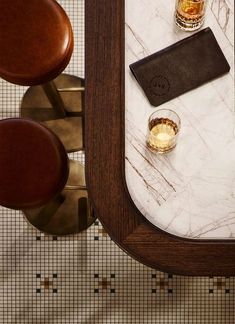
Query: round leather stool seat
0 0 73 86
0 118 69 209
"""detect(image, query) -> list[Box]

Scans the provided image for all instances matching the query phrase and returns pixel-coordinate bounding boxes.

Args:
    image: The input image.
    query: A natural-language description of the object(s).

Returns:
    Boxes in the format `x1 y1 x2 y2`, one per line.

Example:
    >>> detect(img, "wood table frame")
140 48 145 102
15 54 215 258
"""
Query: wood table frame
85 0 235 276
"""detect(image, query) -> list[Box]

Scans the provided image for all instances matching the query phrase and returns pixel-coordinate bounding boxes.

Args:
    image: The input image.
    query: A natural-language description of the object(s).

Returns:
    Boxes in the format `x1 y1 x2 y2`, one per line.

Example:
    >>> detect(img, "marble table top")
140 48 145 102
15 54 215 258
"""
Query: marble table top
125 0 234 239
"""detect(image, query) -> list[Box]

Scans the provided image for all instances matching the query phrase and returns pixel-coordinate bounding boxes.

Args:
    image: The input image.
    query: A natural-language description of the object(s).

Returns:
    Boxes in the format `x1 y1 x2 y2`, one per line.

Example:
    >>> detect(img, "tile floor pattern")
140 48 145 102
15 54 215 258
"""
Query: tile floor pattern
0 0 234 323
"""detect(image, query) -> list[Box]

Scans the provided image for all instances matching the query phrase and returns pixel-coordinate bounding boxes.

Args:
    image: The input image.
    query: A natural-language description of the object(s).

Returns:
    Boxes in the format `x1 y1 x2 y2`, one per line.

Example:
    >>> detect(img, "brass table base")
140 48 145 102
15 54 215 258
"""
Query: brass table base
20 74 85 152
23 160 96 236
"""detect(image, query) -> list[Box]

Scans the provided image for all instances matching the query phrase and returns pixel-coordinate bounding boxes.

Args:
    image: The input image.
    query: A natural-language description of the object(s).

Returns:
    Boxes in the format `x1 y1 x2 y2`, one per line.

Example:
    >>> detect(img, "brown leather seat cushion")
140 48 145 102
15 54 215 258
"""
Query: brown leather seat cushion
0 118 69 209
0 0 73 86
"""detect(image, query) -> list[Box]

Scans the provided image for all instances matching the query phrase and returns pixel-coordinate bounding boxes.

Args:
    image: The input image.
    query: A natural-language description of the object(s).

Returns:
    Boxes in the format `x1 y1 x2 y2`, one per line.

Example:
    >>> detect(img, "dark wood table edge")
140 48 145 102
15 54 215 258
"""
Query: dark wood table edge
85 0 235 276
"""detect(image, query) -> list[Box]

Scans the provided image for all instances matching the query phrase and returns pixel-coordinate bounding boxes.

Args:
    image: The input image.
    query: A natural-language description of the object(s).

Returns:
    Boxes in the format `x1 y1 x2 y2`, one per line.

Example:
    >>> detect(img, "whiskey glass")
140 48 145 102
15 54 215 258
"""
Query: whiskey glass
175 0 206 31
147 109 181 154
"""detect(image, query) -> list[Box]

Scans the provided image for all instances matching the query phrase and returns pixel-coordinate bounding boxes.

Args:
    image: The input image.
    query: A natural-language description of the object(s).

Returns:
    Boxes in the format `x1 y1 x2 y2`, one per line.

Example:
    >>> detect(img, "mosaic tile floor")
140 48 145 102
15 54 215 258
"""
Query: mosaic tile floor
0 1 234 323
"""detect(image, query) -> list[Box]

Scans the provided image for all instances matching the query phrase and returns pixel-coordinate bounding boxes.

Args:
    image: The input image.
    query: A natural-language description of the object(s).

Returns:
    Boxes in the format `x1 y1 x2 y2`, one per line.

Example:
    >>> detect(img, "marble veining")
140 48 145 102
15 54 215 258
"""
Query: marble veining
125 0 234 239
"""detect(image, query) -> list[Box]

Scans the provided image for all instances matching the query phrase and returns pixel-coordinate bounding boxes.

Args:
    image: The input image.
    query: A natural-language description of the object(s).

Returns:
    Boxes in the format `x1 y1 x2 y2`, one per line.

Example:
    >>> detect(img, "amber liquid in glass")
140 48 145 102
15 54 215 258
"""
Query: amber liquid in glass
175 0 205 31
147 118 179 153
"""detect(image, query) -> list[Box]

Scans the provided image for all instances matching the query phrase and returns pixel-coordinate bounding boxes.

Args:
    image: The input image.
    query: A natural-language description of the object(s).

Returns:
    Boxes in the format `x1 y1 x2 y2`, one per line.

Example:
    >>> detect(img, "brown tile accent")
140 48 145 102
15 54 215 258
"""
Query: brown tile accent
41 278 53 290
213 278 226 290
98 229 108 237
98 278 111 290
156 278 169 290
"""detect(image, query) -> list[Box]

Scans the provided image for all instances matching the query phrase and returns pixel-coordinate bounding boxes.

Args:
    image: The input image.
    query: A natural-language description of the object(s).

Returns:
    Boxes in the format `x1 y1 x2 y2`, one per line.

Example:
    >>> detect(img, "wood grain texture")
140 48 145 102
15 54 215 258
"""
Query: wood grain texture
85 0 235 276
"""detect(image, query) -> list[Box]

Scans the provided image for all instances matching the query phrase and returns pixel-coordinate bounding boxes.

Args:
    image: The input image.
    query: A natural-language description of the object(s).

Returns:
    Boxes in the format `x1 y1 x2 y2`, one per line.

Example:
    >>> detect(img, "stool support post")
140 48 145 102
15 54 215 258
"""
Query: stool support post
42 81 66 118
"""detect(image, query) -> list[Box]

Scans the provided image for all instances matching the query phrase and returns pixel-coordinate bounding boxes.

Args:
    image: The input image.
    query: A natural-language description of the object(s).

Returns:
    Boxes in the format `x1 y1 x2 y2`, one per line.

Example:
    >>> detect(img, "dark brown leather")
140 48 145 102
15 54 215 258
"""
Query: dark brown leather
130 28 230 107
0 118 69 210
0 0 73 86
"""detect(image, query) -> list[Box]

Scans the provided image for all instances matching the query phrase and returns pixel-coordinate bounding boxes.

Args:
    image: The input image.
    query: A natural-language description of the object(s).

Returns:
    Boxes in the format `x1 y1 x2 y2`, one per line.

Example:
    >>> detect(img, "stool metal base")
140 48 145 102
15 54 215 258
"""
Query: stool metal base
20 74 84 153
23 160 96 236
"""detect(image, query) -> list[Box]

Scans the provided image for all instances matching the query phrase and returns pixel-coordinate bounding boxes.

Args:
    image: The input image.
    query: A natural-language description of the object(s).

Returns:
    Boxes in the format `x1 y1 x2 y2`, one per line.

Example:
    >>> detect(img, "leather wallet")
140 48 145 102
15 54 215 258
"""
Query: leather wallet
129 27 230 107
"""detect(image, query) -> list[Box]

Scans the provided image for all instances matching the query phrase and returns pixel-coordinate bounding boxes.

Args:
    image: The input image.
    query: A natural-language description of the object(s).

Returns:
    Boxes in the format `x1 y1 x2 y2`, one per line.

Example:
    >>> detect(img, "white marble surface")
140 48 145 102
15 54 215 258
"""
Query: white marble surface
125 0 234 239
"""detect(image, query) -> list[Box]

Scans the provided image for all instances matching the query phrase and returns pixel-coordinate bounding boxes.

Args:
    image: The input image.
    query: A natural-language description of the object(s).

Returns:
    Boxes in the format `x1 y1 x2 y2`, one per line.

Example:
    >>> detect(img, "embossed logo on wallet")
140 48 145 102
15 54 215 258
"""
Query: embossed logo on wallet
150 76 170 96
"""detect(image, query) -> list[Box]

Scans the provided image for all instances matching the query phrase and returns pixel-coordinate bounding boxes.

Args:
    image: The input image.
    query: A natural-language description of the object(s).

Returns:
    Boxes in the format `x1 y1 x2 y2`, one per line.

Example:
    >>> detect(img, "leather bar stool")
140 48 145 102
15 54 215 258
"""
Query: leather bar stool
0 118 95 235
0 0 84 153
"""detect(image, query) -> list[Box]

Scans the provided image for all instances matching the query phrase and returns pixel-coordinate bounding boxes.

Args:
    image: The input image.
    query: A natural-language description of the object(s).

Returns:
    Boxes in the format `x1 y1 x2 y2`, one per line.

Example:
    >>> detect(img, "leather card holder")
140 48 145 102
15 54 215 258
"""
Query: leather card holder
129 27 230 107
